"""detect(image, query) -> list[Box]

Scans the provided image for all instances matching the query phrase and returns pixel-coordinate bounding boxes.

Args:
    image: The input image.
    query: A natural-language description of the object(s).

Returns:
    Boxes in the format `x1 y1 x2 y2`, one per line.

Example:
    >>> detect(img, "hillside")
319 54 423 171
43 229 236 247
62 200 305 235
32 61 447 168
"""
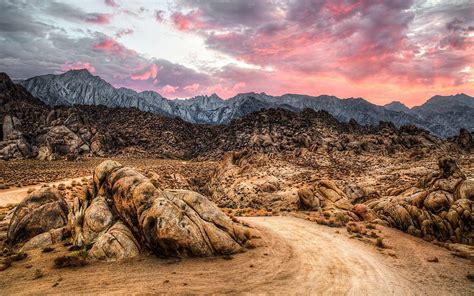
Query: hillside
18 70 474 137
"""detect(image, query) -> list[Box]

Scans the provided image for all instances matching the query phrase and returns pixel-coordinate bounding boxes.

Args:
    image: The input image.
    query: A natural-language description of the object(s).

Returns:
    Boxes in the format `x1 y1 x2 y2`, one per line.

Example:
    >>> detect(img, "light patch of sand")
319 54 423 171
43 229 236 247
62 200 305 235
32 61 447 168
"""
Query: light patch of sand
0 177 87 207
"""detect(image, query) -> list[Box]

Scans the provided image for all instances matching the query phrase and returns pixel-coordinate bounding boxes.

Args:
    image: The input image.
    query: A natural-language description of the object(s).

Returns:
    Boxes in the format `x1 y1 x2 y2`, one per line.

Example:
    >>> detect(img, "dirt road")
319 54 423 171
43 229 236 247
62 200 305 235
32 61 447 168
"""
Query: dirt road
244 216 408 295
1 216 472 295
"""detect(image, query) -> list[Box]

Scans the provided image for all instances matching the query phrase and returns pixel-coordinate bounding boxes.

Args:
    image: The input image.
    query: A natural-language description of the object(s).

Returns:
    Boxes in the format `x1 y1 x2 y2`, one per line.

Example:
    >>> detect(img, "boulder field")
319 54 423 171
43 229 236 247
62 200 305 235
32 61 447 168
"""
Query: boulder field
366 157 473 245
5 160 261 261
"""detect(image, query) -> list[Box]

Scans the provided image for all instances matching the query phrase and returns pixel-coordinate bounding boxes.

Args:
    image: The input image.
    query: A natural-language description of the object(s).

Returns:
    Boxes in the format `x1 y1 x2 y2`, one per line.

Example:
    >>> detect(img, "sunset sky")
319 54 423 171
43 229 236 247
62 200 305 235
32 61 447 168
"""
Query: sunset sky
0 0 473 106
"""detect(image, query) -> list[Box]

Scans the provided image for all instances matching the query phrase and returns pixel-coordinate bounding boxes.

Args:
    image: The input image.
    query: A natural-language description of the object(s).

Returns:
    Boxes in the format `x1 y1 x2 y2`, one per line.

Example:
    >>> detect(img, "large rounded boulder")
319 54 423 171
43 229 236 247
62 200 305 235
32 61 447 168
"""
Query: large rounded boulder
7 187 69 245
92 160 260 257
67 160 262 260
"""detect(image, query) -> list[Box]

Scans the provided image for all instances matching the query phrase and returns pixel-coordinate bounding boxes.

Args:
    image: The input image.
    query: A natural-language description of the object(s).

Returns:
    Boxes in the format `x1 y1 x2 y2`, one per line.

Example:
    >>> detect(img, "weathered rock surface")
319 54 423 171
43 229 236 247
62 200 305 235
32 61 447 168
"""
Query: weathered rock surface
88 221 140 261
21 227 66 251
69 189 141 261
92 160 260 257
5 160 261 260
298 179 352 211
208 151 300 210
7 188 69 245
367 157 473 245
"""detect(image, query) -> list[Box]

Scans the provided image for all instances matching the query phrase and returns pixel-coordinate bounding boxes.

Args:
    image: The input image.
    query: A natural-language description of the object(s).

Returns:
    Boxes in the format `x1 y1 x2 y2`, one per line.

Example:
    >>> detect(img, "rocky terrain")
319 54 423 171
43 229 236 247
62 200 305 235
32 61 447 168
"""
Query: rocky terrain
1 71 473 293
0 160 262 273
3 72 473 162
19 69 474 137
0 159 473 294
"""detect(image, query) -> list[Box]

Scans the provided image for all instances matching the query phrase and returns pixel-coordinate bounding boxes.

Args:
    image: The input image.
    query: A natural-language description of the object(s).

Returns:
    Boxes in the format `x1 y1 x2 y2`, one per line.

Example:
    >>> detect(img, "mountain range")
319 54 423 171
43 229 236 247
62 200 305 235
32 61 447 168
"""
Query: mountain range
18 69 474 137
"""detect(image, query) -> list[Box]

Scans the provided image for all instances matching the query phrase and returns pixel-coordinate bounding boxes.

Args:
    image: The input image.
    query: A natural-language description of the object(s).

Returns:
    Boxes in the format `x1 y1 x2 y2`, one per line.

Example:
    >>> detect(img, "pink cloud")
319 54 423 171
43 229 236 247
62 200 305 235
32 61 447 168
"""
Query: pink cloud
104 0 118 7
84 13 112 24
171 10 208 31
61 62 96 73
172 13 191 31
184 83 200 92
131 64 158 80
92 38 133 58
161 84 179 95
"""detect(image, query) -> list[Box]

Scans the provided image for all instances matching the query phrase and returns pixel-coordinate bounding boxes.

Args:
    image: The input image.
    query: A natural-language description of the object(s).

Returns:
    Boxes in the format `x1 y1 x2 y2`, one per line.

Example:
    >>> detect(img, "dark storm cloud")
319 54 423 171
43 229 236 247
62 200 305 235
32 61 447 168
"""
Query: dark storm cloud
0 1 55 36
0 1 213 94
168 0 473 86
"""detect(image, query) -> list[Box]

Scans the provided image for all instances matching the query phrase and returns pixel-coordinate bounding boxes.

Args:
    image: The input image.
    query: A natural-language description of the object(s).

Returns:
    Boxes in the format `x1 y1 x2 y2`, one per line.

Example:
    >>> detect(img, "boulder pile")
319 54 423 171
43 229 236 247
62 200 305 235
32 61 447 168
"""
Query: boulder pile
298 179 352 211
7 187 69 246
208 151 300 211
6 160 261 261
366 157 473 245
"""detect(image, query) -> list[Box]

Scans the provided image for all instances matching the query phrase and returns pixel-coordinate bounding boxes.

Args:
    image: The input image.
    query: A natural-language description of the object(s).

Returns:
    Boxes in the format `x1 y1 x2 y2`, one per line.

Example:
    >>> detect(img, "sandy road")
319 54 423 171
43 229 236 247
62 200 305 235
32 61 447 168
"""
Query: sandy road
242 216 411 295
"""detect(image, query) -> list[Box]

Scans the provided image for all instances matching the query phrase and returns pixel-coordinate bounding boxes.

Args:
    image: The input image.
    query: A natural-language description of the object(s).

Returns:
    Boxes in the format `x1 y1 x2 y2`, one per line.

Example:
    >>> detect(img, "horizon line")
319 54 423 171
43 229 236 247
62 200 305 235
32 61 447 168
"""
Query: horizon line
7 69 474 109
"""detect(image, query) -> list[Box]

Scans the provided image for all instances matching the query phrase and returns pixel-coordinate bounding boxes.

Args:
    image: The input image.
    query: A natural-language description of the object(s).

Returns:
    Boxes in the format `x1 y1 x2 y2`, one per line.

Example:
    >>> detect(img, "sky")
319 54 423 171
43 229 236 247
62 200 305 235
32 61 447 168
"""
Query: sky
0 0 473 106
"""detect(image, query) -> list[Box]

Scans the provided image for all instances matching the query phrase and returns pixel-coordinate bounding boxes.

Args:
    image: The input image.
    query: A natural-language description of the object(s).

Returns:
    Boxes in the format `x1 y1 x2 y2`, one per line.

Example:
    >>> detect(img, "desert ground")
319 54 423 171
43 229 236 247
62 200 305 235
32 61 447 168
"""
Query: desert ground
1 156 473 295
1 1 473 294
1 214 473 295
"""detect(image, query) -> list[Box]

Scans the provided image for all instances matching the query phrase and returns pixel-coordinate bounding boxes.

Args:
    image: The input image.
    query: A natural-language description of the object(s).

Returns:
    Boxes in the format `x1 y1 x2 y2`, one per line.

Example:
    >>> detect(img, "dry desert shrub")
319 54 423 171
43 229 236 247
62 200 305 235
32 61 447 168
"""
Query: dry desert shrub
54 255 88 268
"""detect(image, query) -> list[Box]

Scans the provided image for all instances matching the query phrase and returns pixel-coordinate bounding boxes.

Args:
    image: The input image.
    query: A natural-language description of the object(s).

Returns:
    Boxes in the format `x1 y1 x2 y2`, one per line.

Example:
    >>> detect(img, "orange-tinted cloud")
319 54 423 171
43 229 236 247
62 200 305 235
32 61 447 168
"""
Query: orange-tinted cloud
92 37 133 58
166 0 473 105
131 64 158 80
61 62 96 73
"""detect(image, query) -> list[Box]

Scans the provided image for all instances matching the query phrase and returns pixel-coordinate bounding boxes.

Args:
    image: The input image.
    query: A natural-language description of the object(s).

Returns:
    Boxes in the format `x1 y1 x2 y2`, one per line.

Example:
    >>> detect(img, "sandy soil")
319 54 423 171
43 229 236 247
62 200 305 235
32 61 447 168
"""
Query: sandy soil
0 158 217 187
1 216 472 295
0 177 87 207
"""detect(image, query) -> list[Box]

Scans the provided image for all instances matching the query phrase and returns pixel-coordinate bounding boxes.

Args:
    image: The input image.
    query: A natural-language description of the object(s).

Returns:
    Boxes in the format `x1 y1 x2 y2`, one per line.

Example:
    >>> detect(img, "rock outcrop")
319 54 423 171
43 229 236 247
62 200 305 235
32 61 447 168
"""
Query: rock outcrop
2 72 472 161
208 151 300 210
298 180 353 211
88 160 260 258
367 157 473 245
6 160 261 261
70 192 141 261
0 115 35 160
7 188 69 245
455 128 473 150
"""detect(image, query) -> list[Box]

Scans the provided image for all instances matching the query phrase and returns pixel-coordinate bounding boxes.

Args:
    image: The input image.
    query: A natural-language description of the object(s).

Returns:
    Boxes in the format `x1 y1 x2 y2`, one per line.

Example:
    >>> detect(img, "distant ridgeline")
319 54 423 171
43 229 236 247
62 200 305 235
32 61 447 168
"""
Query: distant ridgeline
1 71 473 161
17 69 474 138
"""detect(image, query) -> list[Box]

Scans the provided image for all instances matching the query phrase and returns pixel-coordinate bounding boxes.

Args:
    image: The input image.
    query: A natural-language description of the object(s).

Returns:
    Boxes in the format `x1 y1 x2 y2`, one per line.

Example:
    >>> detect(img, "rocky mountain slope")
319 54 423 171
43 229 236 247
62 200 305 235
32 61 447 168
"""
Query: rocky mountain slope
411 94 474 137
384 101 411 113
18 70 474 137
2 72 473 162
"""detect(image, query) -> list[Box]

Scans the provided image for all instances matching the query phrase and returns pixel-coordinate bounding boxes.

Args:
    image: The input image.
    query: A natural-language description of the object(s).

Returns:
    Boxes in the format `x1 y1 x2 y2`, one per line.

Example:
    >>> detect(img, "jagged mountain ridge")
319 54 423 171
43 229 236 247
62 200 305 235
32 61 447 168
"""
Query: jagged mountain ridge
1 72 472 161
18 69 474 137
411 94 474 137
384 101 411 113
